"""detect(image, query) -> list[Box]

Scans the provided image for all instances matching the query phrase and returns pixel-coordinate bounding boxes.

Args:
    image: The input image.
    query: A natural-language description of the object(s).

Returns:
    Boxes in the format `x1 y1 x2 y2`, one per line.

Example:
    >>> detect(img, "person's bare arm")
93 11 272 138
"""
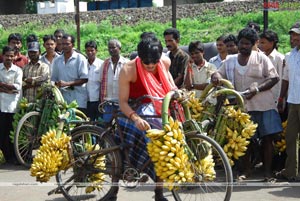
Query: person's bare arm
0 81 17 90
244 77 279 100
184 59 193 90
119 62 135 118
277 79 289 113
119 61 150 131
55 78 88 88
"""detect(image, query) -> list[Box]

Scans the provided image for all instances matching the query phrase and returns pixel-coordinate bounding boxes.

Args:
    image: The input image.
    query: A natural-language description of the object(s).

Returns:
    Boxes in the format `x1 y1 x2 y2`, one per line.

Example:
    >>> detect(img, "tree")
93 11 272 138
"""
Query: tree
0 0 27 14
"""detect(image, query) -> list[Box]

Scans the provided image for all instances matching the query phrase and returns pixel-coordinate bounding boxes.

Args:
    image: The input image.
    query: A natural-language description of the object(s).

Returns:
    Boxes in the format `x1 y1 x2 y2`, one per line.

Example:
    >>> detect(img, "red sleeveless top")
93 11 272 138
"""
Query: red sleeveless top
129 60 160 102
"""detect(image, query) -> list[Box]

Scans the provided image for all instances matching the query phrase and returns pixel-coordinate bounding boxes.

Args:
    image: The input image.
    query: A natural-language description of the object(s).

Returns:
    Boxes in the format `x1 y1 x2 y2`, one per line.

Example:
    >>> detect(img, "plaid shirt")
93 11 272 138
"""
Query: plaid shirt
22 61 50 102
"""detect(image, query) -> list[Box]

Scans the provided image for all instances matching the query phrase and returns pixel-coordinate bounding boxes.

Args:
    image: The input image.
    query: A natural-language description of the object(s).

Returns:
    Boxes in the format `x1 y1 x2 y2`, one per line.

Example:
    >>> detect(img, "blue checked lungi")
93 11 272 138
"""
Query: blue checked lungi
117 103 162 181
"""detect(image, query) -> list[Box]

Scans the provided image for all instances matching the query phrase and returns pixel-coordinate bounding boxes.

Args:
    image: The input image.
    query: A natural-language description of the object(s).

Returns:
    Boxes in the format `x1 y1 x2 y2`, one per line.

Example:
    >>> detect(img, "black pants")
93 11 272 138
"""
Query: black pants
87 101 100 121
0 112 15 161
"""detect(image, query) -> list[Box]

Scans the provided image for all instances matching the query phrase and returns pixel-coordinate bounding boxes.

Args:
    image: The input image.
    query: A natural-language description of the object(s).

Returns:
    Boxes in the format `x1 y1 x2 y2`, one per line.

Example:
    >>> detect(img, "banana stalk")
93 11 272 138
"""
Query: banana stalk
212 88 245 110
199 79 234 101
161 90 176 126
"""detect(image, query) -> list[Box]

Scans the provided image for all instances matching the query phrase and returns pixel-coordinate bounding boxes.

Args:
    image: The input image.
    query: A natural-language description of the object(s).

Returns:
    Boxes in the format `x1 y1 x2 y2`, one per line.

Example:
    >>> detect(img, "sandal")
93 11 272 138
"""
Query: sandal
263 177 277 184
275 171 300 182
237 174 247 181
275 171 288 181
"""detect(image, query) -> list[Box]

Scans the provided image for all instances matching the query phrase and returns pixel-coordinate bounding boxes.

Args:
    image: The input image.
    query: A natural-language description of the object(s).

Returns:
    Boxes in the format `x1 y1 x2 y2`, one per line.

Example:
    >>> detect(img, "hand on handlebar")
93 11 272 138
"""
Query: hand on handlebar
240 86 257 100
134 118 151 131
211 73 223 86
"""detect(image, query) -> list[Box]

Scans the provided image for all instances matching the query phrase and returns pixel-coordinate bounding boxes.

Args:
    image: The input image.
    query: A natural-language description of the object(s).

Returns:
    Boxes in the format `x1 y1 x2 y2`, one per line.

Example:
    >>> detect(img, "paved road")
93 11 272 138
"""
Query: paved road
1 163 300 201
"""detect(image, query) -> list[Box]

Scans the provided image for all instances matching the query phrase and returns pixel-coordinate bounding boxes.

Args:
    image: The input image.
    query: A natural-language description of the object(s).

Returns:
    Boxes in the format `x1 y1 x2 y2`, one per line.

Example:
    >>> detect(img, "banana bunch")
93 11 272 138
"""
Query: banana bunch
0 149 5 165
187 92 204 121
9 97 37 143
194 150 216 181
84 143 106 194
52 85 64 104
30 129 71 182
146 117 194 190
275 120 287 153
216 106 257 166
187 91 216 124
19 97 29 109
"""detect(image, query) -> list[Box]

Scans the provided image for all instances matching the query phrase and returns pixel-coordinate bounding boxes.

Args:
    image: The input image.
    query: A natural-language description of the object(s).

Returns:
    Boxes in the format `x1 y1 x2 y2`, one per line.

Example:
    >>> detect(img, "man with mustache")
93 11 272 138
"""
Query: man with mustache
163 28 189 88
224 34 239 55
276 22 300 182
0 46 23 164
0 33 28 68
51 34 89 114
211 28 282 183
23 41 50 103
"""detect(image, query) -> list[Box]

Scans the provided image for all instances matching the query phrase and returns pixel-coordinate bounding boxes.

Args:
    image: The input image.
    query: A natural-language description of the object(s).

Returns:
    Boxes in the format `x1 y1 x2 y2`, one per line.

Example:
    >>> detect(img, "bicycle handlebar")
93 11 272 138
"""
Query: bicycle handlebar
98 95 164 115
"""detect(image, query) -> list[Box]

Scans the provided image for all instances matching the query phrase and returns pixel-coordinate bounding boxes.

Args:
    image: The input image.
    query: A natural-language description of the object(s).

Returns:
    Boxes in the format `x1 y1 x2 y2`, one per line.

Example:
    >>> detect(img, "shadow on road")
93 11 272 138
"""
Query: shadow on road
268 186 300 199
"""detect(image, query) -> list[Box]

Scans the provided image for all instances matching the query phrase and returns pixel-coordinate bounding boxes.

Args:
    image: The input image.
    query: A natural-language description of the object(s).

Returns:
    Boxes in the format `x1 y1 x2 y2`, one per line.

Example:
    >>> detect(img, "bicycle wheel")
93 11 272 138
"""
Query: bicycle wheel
14 111 41 168
172 131 233 201
56 125 122 201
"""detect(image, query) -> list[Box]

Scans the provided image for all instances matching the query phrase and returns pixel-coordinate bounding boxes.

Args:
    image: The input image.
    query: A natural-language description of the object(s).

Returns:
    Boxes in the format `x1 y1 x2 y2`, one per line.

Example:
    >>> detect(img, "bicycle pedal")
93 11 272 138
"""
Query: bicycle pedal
48 187 62 195
138 174 149 183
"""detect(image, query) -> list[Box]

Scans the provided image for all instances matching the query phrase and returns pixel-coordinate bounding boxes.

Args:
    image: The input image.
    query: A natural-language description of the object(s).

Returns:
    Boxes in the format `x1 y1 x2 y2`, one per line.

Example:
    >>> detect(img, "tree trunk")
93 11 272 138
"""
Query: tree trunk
0 0 26 14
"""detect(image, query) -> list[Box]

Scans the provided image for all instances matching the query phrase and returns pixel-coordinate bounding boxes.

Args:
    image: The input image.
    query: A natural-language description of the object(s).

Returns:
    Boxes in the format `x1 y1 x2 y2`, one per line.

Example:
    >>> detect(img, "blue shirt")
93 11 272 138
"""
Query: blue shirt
209 54 223 69
51 51 88 108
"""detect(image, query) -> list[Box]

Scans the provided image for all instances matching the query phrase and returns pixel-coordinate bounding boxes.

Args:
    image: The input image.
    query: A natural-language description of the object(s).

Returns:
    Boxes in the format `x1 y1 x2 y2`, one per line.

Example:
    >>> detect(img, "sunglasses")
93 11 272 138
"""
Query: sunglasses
142 58 159 65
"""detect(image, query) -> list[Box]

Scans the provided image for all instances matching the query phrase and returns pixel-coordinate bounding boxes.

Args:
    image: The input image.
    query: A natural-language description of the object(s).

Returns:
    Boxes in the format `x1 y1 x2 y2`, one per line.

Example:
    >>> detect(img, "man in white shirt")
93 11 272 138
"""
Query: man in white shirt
85 40 103 121
99 39 129 122
0 46 22 164
277 24 300 182
40 34 59 75
259 30 284 106
184 41 216 97
212 28 282 182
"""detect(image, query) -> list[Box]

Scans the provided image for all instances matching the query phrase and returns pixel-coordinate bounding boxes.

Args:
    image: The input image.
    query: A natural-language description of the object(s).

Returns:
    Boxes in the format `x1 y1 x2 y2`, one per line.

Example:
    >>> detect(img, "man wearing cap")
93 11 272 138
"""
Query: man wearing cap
23 41 50 103
276 23 300 182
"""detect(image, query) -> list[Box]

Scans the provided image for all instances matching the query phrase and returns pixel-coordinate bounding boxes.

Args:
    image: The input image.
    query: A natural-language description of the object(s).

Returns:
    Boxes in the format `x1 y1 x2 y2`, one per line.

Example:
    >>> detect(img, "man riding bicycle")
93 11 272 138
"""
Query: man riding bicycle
118 35 176 201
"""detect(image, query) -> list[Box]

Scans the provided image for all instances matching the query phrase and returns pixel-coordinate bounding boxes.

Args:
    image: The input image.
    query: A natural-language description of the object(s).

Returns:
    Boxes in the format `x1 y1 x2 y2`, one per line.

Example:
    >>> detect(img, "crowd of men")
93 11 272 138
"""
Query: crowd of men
0 21 299 186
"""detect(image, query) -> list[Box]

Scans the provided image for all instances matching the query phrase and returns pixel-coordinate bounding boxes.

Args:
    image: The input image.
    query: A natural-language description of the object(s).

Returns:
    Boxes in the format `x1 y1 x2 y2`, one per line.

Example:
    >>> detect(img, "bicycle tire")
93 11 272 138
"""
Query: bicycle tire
14 111 41 168
56 125 122 201
172 131 233 201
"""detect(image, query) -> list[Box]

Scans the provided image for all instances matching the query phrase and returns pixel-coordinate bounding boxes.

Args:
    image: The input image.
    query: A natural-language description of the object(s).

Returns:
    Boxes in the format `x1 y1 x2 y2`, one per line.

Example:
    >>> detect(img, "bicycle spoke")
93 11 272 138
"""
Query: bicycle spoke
172 132 232 201
56 126 122 201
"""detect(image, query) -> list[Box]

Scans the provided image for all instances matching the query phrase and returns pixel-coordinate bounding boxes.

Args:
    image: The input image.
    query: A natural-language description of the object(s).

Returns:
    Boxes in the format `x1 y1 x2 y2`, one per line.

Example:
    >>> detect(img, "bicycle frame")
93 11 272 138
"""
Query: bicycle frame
52 89 234 201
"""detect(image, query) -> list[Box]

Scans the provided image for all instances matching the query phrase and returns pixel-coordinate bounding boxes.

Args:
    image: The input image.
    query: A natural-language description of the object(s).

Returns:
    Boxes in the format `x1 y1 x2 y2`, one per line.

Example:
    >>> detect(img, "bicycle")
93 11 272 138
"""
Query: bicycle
52 89 233 201
13 84 88 168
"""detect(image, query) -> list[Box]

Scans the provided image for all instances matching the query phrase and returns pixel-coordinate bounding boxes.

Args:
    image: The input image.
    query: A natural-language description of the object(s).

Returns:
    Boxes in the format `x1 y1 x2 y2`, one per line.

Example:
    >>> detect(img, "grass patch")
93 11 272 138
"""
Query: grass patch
0 10 298 59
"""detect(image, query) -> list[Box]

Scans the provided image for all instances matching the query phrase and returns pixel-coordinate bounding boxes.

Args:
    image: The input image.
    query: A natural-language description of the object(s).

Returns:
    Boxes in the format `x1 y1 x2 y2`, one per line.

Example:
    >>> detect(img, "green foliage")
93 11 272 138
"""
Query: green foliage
0 10 299 59
26 0 38 14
